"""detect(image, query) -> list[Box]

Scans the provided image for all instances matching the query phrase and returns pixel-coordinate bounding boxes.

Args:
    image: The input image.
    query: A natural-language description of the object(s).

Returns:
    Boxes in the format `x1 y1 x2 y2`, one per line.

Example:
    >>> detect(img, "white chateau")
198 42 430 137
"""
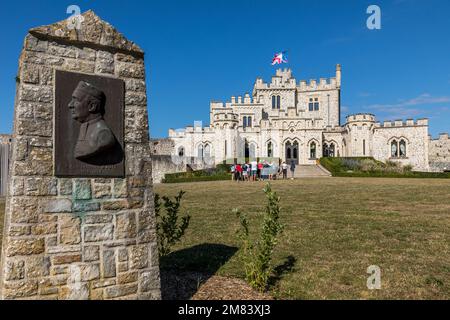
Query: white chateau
158 66 449 172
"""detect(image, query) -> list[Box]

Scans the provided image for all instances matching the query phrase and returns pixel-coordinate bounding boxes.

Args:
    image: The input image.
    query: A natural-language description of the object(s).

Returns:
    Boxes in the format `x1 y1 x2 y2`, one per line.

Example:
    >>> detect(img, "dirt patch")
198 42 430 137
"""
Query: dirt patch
161 270 272 300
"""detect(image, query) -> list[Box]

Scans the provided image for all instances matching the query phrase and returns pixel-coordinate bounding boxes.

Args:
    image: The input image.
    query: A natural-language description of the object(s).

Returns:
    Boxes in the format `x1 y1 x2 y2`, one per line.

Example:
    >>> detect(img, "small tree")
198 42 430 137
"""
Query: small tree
235 183 284 292
154 191 191 257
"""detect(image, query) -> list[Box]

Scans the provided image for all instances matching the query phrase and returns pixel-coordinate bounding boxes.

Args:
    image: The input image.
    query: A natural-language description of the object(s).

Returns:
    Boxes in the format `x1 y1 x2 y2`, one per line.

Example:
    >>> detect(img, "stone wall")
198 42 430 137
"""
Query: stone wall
372 120 430 171
0 135 11 197
0 11 160 300
151 155 214 183
150 138 174 156
429 133 450 172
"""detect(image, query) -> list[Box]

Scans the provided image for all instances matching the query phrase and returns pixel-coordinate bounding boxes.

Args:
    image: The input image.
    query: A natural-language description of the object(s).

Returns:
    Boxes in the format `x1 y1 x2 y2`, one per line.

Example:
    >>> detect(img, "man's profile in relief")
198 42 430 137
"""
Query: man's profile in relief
68 81 116 160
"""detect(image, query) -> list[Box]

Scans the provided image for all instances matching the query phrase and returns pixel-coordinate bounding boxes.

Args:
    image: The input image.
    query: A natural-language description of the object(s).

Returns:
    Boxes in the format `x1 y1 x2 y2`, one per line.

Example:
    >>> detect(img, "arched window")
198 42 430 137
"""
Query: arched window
243 116 247 128
310 142 317 159
249 143 256 159
399 140 406 157
277 96 281 109
245 139 250 158
323 143 329 157
178 147 184 157
204 144 211 159
198 145 203 158
267 142 273 158
247 116 252 128
329 143 335 157
391 140 398 158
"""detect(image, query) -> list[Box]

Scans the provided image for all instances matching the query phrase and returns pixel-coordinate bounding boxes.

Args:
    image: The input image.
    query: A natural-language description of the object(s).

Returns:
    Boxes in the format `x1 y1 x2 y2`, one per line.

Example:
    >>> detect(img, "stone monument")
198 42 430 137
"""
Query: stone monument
0 11 161 300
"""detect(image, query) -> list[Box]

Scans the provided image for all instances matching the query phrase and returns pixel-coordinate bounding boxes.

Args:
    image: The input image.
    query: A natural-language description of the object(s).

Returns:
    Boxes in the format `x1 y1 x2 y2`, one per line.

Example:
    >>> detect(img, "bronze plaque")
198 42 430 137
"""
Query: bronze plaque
55 70 125 177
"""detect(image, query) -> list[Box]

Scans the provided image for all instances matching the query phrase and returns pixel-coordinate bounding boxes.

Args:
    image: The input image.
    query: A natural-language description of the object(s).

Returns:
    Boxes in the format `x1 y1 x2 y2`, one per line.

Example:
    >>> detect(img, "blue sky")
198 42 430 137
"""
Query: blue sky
0 0 449 138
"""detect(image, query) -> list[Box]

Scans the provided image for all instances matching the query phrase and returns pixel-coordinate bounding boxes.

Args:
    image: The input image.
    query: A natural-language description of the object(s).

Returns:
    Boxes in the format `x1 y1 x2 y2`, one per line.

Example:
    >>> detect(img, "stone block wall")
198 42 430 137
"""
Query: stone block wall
0 11 160 300
429 133 450 172
150 138 174 156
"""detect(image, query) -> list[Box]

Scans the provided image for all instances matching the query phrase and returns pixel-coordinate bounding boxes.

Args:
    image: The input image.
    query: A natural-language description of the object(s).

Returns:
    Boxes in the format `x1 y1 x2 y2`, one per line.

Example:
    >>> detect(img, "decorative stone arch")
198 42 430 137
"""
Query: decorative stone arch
323 139 339 157
283 138 300 164
265 139 278 158
388 136 409 158
307 138 320 159
244 139 258 159
388 136 410 145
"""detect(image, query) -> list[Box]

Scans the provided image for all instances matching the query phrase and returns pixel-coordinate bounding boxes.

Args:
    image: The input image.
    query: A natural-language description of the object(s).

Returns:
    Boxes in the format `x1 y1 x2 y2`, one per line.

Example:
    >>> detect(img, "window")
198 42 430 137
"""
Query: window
323 143 329 157
309 98 319 111
329 143 335 157
178 147 184 157
204 144 211 158
243 116 247 128
225 140 227 157
247 116 252 128
363 140 366 156
272 95 281 109
391 140 398 158
399 140 407 157
267 142 273 158
198 145 204 158
310 142 317 159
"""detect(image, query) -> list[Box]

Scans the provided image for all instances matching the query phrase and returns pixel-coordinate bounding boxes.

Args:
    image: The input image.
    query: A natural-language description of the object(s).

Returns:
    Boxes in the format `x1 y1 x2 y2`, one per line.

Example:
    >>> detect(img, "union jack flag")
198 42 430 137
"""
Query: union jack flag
272 51 288 65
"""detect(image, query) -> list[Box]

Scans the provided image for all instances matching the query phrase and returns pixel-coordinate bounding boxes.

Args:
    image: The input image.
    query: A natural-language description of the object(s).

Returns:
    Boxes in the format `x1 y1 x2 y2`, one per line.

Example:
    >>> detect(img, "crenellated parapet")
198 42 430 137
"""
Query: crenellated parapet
346 113 376 123
374 118 429 128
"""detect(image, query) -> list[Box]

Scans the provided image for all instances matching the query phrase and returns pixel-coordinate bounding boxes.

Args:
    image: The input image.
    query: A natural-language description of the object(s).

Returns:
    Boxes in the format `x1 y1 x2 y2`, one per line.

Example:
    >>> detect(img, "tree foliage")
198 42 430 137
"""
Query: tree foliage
235 184 284 292
154 191 191 257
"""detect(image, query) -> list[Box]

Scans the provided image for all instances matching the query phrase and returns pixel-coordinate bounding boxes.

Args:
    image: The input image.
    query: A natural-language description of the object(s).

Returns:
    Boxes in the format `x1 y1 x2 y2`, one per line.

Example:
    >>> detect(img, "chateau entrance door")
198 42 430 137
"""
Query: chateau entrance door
285 142 299 165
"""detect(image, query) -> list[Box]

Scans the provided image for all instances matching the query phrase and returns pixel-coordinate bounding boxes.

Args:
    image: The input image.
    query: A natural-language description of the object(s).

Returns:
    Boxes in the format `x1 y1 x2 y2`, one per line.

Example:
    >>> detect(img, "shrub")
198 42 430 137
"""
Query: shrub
154 191 191 257
403 164 413 172
235 184 284 292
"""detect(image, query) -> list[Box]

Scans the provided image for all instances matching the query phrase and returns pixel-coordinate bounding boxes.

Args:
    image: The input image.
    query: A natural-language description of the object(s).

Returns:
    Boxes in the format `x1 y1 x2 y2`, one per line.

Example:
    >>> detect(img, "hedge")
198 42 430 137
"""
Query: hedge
320 157 450 179
163 174 231 184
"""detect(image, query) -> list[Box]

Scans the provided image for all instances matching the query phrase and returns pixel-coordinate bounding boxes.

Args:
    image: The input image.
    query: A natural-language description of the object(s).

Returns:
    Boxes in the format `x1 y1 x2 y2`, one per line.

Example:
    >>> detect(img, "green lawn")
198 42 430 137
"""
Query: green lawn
155 178 450 300
1 178 449 299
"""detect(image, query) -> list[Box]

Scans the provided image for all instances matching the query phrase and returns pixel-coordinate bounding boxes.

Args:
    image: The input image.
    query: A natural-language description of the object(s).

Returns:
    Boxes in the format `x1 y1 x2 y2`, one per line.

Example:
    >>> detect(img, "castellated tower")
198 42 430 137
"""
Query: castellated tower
345 114 376 157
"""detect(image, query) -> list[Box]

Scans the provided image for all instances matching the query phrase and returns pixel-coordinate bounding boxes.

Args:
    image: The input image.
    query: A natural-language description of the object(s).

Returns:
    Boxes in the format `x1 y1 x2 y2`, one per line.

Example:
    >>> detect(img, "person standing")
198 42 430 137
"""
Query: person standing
290 160 296 179
257 161 263 180
251 159 258 181
230 164 235 181
235 164 242 182
282 161 288 180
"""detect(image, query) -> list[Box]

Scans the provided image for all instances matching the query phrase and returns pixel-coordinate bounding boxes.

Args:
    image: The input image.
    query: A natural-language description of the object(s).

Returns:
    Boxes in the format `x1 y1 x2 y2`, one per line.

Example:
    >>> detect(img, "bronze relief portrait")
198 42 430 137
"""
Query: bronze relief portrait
55 70 125 177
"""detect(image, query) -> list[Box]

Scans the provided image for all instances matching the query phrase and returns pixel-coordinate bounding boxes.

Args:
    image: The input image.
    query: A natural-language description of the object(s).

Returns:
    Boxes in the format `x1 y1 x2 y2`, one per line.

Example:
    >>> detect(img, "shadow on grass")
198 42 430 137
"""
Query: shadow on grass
160 243 238 300
268 255 297 289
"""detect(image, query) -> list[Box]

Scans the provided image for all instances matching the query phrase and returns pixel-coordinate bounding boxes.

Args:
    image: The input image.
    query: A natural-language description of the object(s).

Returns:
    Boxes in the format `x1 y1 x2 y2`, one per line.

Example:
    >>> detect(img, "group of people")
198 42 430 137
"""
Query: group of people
230 160 297 182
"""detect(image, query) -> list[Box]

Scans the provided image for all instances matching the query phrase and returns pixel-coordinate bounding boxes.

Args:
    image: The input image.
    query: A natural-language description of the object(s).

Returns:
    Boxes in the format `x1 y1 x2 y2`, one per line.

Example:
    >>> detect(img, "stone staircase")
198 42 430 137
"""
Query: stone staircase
293 165 332 178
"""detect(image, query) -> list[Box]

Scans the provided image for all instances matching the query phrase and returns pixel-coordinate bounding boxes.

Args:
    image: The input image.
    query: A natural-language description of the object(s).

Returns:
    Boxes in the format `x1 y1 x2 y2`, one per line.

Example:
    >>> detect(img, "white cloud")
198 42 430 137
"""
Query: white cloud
364 94 450 118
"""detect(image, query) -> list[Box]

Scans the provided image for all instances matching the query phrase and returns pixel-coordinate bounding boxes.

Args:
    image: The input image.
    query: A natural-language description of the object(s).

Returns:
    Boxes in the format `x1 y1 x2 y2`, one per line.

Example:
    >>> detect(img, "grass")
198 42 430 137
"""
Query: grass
154 178 450 300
